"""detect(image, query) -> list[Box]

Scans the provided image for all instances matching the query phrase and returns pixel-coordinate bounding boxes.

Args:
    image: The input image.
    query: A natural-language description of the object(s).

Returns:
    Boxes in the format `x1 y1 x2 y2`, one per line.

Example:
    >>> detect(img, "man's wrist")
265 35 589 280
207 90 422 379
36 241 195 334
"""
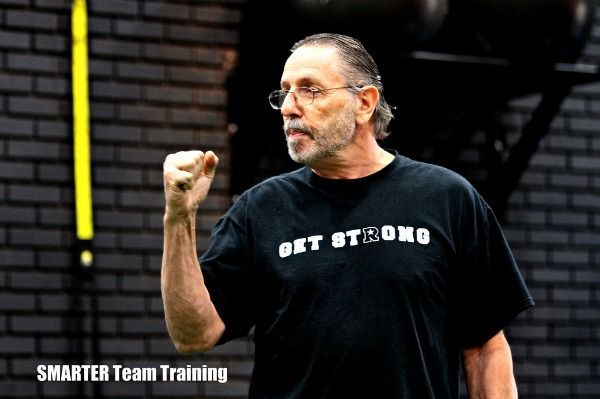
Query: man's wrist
163 207 197 226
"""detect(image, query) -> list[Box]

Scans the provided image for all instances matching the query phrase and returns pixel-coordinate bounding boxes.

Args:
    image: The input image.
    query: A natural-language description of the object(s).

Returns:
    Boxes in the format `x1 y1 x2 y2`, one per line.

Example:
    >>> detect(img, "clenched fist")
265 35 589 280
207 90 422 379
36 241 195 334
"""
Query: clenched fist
163 150 219 222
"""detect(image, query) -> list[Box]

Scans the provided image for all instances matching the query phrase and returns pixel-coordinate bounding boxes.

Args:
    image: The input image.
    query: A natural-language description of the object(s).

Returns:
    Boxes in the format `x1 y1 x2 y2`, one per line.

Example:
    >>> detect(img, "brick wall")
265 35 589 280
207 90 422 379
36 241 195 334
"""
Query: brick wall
439 6 600 397
0 1 252 398
1 1 599 399
500 16 600 396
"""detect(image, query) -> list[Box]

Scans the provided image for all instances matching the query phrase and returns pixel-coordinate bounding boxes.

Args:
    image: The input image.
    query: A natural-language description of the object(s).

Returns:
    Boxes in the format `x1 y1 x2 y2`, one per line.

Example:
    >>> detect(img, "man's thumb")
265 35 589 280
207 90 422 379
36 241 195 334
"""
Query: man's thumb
203 151 219 179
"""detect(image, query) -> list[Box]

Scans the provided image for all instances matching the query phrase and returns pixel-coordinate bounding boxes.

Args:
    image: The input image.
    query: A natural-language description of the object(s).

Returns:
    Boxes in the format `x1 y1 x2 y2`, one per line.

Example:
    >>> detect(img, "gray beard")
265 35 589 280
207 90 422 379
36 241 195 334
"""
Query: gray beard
287 134 348 165
285 105 356 165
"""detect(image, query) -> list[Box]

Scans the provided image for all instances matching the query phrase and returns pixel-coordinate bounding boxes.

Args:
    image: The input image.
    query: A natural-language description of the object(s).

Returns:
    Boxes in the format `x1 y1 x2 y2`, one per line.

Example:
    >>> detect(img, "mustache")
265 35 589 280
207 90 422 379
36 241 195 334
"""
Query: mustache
284 119 313 137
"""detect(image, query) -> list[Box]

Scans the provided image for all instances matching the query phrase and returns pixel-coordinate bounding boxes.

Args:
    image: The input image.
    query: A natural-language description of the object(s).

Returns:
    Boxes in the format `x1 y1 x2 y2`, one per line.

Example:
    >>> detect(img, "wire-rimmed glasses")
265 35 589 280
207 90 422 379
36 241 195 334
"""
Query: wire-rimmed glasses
268 86 361 110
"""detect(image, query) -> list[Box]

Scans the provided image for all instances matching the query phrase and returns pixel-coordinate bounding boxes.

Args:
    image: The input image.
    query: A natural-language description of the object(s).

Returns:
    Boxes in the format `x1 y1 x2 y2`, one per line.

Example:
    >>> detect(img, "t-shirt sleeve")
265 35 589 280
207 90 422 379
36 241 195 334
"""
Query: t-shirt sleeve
453 189 534 349
199 194 255 345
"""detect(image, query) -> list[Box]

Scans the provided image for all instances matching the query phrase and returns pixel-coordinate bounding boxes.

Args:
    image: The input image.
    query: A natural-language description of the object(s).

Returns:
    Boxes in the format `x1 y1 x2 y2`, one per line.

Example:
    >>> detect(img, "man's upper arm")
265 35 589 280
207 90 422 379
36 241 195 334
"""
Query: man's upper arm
462 330 510 362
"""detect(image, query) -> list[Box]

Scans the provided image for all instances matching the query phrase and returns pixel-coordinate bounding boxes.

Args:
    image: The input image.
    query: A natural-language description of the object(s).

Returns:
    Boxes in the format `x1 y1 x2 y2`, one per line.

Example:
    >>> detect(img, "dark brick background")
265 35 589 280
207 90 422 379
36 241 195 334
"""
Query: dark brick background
1 1 251 398
498 14 600 395
0 1 599 398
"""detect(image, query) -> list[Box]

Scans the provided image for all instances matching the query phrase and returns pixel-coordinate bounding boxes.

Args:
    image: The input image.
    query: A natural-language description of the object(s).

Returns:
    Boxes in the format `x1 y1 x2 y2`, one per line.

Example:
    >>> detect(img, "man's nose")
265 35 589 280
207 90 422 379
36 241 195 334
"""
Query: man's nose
280 91 301 118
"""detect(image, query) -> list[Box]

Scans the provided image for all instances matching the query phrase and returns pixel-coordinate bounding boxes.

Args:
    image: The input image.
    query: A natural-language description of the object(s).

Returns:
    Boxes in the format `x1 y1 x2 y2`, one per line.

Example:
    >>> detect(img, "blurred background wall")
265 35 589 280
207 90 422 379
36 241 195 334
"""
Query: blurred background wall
0 0 599 398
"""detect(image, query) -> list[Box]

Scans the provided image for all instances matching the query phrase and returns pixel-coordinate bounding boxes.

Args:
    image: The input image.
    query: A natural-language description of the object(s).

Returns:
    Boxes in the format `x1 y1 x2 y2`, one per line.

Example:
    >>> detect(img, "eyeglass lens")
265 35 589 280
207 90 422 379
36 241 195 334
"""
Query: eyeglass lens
269 91 286 109
269 88 314 109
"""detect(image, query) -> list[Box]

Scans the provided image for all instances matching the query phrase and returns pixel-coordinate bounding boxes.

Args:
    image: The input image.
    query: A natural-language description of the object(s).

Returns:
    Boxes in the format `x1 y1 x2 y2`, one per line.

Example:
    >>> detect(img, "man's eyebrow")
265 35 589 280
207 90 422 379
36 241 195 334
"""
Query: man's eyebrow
280 75 323 89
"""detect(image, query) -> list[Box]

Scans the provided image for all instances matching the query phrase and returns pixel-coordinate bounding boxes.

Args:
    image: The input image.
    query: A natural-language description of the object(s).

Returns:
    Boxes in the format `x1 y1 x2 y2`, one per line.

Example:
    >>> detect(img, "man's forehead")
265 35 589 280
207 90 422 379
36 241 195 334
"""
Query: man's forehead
280 45 342 85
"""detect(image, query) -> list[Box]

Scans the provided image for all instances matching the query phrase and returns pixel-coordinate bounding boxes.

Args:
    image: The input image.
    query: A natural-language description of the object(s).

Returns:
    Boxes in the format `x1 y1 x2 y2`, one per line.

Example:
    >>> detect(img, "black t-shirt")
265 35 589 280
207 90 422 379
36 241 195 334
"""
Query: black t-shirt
200 154 534 399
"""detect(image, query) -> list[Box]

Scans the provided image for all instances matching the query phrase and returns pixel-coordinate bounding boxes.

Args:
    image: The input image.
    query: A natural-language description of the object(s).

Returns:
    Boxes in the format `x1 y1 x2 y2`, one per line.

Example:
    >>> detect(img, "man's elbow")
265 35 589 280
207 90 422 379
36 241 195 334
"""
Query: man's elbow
172 337 217 354
166 313 226 354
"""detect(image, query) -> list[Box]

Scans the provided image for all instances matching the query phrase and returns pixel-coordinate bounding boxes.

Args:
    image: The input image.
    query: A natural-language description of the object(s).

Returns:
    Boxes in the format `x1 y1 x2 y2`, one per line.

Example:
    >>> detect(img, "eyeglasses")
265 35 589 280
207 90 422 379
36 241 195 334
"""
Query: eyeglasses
268 86 361 110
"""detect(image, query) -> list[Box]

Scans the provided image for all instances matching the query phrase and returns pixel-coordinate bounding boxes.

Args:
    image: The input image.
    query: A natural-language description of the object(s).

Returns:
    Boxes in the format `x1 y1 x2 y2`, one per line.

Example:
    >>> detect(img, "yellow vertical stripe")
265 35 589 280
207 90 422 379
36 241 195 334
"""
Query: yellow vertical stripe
72 0 94 240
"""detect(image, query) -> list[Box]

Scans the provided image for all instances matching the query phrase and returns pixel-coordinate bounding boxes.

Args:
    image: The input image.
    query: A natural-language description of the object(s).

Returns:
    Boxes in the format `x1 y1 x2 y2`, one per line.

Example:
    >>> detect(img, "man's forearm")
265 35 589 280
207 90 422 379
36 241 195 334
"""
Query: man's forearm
161 216 225 353
462 331 518 399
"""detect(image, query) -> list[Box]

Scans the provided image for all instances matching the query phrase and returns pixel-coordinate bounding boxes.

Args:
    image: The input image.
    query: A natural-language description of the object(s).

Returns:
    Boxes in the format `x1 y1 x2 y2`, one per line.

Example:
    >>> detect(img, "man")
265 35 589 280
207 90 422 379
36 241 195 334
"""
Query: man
162 33 534 398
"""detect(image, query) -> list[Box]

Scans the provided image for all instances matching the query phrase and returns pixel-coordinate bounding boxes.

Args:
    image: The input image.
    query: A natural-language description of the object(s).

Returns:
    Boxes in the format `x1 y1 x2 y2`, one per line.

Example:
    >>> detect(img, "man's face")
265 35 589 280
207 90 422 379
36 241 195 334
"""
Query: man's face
279 45 357 165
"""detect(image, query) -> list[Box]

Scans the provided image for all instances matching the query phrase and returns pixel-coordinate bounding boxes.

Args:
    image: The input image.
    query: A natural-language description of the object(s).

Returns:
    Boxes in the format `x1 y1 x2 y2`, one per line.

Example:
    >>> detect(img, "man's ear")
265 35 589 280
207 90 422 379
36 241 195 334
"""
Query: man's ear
355 85 379 126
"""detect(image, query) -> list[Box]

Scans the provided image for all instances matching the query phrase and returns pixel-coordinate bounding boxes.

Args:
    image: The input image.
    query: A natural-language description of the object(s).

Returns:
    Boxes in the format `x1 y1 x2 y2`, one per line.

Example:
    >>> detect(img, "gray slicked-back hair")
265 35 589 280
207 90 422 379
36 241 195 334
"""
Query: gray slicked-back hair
291 33 394 140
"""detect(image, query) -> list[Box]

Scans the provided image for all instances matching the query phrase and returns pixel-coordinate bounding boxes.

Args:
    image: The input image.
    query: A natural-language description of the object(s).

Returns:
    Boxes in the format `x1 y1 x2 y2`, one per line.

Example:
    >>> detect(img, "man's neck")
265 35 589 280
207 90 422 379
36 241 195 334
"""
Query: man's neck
310 141 395 180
